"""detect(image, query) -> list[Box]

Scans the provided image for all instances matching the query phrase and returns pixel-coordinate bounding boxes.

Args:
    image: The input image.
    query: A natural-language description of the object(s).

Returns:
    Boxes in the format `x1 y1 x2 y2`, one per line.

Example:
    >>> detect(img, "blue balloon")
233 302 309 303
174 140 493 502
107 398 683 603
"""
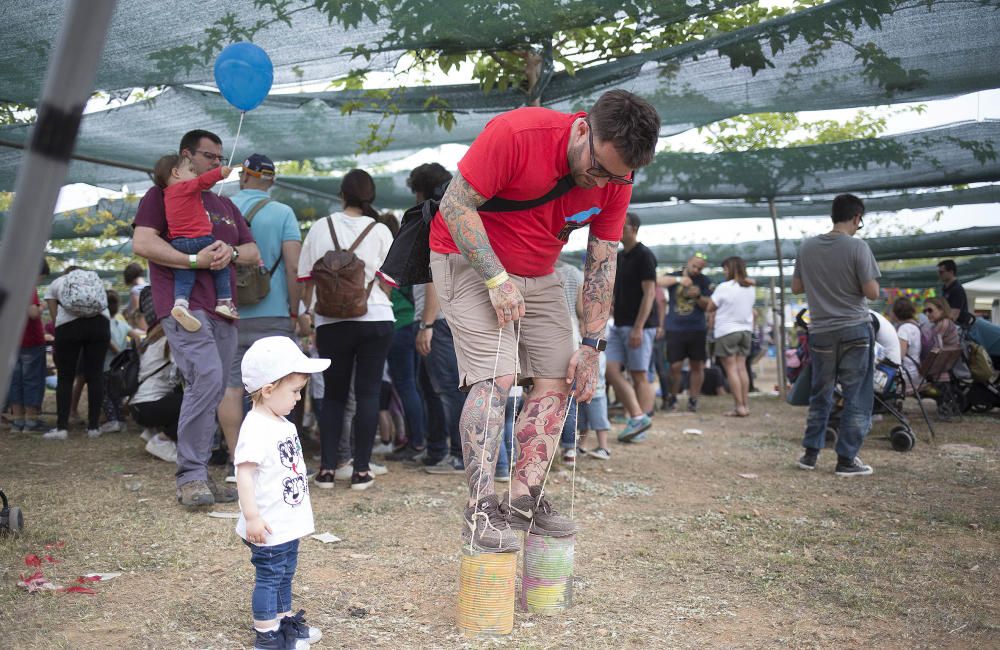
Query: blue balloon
214 42 273 112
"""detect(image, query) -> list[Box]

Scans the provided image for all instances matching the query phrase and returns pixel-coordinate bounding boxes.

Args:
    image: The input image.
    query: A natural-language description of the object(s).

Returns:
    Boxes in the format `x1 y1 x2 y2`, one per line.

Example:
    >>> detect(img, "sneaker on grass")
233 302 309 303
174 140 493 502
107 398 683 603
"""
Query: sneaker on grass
313 470 335 489
371 441 394 456
617 414 652 442
145 434 177 463
386 445 425 463
798 448 819 471
425 454 465 475
561 447 576 466
587 447 611 461
333 462 354 481
99 420 124 434
207 476 238 502
368 462 388 476
835 456 873 477
351 472 375 491
462 494 520 553
86 428 102 438
253 628 309 650
280 610 322 645
43 428 68 440
224 461 237 483
505 485 577 537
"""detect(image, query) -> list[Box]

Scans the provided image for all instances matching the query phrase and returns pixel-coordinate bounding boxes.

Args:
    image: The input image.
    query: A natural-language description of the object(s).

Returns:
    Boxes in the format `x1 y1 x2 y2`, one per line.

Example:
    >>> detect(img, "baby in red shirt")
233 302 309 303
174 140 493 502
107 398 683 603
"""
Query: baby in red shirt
153 154 239 332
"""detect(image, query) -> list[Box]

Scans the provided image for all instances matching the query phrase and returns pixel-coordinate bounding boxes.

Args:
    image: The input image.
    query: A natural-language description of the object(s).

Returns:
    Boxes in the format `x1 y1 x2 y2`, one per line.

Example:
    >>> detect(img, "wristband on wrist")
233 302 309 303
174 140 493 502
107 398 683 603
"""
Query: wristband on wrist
189 254 198 269
484 270 509 290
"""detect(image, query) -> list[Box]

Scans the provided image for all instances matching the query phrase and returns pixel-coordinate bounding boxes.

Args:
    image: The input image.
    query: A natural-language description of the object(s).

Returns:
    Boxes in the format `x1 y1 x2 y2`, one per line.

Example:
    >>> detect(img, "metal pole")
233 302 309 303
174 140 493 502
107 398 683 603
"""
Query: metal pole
769 198 787 400
0 1 117 400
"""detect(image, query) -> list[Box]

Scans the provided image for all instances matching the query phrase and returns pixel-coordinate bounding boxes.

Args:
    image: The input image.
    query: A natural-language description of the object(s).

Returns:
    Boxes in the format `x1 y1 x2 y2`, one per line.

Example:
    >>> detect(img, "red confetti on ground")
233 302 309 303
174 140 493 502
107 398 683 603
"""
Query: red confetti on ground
44 555 61 564
76 576 101 583
61 586 97 595
44 541 66 550
24 554 41 567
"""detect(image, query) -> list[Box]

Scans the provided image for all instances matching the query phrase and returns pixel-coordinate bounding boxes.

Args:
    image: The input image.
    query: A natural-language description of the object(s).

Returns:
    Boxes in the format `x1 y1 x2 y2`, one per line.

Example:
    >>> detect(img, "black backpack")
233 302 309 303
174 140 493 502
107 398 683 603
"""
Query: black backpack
379 175 575 287
106 347 170 403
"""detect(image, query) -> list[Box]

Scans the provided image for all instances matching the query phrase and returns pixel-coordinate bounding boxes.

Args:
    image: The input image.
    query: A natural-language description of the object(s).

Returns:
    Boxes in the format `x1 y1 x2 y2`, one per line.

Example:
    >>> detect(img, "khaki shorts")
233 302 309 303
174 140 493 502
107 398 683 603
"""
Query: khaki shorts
430 252 575 390
715 330 751 358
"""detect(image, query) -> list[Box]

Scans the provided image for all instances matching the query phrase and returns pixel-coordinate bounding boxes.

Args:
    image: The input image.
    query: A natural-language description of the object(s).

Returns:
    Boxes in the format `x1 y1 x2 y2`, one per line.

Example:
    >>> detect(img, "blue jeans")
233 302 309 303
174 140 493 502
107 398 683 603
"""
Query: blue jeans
7 345 46 408
246 539 299 622
802 323 875 460
170 236 231 301
559 396 578 450
424 320 466 459
387 323 426 449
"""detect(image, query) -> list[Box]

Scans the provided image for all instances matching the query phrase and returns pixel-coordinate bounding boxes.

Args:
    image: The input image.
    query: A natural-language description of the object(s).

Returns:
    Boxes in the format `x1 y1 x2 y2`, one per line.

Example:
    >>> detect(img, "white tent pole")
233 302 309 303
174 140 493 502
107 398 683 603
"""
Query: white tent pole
0 0 117 399
769 198 788 401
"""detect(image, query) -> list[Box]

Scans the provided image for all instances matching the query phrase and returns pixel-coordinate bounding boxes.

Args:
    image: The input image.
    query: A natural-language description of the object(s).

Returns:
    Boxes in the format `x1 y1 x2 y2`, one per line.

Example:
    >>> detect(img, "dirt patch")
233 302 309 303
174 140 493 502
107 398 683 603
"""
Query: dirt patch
2 382 998 648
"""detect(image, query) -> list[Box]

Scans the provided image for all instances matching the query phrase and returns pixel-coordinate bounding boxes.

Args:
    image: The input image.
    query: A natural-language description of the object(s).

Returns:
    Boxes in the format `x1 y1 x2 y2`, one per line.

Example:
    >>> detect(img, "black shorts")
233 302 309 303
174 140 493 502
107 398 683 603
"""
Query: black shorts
666 330 708 363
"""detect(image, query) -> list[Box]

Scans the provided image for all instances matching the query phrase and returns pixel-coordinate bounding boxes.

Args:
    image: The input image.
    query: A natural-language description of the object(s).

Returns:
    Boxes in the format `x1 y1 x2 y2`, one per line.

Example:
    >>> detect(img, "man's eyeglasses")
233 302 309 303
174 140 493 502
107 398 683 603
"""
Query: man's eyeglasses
585 119 633 185
194 150 225 163
857 215 865 230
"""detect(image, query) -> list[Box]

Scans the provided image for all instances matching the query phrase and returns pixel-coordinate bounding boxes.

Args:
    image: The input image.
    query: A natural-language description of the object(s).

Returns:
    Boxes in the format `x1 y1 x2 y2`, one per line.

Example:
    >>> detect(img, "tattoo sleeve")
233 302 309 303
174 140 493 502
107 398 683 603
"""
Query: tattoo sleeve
581 234 618 338
460 379 511 499
514 390 569 487
439 172 505 281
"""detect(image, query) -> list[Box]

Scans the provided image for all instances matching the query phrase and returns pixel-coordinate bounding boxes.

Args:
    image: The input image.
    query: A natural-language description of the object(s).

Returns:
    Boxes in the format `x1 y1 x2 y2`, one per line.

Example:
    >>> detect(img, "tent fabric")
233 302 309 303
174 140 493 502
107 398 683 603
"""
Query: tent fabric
12 185 998 242
964 271 1000 301
2 1 1000 191
0 0 759 106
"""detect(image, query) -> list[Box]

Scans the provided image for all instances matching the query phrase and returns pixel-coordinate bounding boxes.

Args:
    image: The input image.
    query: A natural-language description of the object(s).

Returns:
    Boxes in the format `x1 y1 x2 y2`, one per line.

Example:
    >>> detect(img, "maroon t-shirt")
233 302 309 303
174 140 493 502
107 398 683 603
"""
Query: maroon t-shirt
133 186 253 321
21 290 45 348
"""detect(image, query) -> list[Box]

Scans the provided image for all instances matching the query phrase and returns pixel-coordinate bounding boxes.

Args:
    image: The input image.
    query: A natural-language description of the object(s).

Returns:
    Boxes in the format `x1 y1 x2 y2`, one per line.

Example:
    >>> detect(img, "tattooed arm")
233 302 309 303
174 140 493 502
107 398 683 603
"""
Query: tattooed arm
439 172 526 328
566 234 618 403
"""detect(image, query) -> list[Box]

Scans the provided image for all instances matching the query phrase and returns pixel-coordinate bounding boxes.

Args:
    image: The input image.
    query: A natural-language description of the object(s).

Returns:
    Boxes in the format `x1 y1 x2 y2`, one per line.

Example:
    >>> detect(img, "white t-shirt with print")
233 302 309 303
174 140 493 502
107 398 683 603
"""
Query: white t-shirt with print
234 410 315 546
711 279 755 339
297 212 394 328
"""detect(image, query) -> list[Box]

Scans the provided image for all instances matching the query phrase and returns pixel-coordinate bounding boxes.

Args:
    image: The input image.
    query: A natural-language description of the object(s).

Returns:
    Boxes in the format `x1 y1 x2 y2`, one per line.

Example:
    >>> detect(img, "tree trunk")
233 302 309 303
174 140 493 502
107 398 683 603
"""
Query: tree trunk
769 198 788 401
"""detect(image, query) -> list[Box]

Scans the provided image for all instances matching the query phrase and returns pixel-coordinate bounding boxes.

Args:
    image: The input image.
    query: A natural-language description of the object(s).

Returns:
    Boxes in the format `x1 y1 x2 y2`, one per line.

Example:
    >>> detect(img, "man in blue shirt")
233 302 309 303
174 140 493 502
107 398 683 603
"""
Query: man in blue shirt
218 153 303 480
657 253 713 412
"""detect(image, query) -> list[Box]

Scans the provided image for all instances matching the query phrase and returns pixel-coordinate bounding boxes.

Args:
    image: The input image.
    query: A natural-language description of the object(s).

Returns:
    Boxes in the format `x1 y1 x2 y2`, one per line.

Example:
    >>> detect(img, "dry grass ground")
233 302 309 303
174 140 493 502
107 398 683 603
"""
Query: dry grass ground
1 373 998 649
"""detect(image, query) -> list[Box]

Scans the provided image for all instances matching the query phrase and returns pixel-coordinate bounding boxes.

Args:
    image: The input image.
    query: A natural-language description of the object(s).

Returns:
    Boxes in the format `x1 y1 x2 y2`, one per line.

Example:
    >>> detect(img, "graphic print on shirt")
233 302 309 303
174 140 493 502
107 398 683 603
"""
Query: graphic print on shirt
209 210 239 233
556 206 601 242
283 475 306 506
277 435 309 506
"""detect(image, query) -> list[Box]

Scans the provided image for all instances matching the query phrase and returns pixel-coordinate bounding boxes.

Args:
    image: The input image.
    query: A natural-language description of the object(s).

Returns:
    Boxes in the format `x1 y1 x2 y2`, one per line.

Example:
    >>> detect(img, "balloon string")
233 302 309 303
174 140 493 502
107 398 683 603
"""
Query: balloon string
218 111 246 195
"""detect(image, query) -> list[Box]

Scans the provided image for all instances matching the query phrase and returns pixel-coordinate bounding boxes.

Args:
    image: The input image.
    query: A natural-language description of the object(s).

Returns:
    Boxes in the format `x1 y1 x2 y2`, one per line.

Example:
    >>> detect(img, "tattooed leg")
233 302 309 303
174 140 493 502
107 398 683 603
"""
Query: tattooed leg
511 379 571 499
460 376 513 506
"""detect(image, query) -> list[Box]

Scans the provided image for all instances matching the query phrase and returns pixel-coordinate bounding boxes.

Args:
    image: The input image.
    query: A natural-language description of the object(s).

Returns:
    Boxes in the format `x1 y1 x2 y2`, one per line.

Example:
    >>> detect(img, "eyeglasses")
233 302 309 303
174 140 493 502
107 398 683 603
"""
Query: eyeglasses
857 215 865 230
585 119 633 185
194 150 225 163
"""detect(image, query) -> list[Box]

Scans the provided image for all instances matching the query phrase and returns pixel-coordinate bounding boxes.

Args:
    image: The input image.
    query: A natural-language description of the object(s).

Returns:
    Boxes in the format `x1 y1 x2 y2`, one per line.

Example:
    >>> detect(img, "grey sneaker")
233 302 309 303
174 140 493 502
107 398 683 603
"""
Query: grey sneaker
505 485 577 538
207 476 238 503
424 454 465 475
462 494 520 553
177 479 214 507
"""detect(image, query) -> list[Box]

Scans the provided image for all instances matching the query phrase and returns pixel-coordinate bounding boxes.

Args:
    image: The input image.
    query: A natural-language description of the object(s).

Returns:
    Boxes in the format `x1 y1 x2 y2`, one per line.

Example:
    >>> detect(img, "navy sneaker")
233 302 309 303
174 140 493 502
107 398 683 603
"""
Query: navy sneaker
253 627 309 650
835 456 873 477
798 448 819 471
280 610 322 645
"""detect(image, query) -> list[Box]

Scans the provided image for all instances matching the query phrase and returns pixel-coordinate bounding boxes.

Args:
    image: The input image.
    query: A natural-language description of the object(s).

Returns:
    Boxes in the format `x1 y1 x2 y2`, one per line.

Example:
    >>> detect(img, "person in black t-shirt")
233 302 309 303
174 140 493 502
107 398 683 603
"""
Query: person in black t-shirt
937 259 970 324
607 213 657 442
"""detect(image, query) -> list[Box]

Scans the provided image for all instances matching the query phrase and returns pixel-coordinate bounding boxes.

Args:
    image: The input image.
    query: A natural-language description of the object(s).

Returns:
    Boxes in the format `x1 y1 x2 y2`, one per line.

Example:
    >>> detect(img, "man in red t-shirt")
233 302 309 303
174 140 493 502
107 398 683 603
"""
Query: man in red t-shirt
430 90 660 552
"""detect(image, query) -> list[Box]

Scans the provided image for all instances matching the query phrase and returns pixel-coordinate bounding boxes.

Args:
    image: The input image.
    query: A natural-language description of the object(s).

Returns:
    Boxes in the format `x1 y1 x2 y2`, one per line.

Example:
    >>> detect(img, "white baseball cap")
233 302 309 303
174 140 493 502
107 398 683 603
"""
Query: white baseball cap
241 336 330 394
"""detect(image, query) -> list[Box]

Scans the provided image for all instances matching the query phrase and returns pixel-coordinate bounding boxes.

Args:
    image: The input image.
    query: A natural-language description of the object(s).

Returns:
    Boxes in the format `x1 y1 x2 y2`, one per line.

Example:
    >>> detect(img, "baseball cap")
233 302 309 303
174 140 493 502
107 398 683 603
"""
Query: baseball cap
243 153 275 177
241 336 330 394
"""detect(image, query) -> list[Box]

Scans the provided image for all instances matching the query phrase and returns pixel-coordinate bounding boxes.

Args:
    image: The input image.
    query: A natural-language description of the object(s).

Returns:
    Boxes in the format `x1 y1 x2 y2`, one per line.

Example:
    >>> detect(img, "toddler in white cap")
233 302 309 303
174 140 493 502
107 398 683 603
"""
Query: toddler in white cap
234 336 330 649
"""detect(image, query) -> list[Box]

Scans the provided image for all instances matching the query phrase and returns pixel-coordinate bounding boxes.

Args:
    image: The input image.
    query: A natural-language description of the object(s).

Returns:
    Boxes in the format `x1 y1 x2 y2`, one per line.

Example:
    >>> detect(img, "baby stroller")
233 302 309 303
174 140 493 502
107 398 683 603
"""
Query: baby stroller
960 317 1000 413
787 310 925 452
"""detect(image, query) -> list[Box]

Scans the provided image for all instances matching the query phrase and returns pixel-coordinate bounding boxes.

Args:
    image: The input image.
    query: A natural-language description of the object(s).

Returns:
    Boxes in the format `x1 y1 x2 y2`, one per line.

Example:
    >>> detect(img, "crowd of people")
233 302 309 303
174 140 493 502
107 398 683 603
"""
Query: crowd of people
4 89 989 648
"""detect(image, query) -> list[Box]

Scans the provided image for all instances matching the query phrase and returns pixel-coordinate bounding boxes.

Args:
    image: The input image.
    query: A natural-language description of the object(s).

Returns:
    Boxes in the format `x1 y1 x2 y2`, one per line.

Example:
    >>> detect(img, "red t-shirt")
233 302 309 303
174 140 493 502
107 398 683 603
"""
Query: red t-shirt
21 290 45 348
163 166 226 239
428 107 632 277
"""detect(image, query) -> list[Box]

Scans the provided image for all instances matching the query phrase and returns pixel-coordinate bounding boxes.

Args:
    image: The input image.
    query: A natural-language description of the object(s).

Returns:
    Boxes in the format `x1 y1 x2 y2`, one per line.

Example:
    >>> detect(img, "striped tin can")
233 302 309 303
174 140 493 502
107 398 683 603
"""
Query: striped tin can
457 547 517 636
520 533 575 613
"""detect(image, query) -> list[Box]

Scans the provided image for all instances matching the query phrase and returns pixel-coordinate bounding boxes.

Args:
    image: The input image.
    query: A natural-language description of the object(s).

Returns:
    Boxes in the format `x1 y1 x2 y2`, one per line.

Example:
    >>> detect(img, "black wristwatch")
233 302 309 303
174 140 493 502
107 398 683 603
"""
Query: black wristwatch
417 321 434 331
581 337 607 351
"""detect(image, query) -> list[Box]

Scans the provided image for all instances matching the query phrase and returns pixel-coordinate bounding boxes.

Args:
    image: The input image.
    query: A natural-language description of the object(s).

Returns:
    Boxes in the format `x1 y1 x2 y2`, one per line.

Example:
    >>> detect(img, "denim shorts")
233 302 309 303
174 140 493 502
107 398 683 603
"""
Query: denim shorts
606 325 656 371
7 345 46 408
578 393 610 432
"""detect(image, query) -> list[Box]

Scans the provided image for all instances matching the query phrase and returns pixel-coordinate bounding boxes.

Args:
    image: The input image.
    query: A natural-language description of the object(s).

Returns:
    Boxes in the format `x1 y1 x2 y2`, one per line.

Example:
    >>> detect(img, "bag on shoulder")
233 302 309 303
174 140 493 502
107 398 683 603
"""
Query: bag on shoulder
235 199 282 306
379 174 576 287
312 218 377 318
60 269 107 317
106 346 171 403
967 340 994 383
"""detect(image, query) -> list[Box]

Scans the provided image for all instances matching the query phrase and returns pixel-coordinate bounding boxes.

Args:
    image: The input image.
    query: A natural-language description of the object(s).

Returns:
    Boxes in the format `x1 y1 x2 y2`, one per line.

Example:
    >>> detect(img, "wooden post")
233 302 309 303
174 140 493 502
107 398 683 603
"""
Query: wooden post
769 199 788 400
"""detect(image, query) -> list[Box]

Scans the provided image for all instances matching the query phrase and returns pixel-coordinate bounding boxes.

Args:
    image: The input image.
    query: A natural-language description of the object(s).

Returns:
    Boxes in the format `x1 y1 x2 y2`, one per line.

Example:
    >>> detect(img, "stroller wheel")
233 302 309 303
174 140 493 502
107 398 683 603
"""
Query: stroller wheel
824 426 838 449
890 426 915 452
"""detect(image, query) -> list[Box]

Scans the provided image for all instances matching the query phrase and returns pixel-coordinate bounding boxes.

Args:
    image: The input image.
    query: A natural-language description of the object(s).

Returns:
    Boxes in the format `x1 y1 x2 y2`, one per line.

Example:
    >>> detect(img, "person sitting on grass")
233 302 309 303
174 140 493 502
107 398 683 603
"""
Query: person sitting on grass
152 154 240 332
235 336 330 650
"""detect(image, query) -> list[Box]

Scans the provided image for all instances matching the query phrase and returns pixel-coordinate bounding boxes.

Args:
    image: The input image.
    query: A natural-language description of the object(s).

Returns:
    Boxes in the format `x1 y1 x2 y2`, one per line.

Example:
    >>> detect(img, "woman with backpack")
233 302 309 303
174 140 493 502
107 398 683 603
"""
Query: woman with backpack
297 169 395 491
43 266 111 440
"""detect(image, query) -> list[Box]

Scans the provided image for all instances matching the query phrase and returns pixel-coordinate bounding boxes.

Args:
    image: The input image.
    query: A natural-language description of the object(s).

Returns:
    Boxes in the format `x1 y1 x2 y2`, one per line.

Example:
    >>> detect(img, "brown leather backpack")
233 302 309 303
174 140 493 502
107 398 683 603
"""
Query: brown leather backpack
312 217 377 318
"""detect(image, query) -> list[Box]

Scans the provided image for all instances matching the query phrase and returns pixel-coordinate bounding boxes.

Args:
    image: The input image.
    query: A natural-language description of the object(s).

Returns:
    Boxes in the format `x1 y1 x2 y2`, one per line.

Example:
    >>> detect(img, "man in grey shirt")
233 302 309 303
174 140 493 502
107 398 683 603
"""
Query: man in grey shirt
792 194 881 477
